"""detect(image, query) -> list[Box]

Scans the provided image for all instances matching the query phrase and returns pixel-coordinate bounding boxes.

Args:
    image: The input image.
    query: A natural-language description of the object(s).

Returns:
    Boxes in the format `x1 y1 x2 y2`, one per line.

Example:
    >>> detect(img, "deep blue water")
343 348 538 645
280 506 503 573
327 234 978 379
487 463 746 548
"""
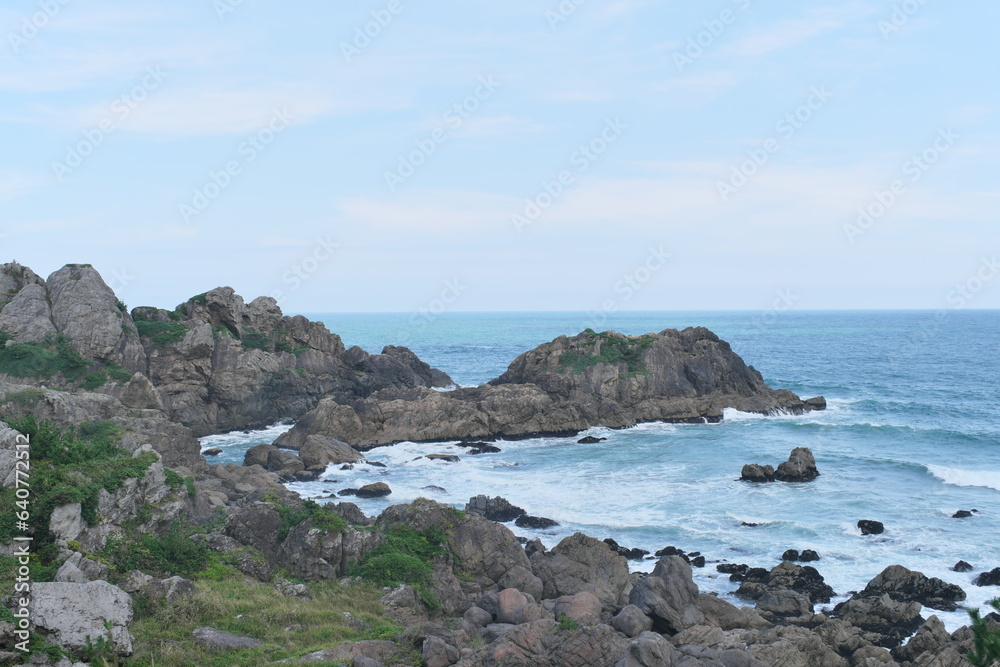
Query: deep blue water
203 311 1000 629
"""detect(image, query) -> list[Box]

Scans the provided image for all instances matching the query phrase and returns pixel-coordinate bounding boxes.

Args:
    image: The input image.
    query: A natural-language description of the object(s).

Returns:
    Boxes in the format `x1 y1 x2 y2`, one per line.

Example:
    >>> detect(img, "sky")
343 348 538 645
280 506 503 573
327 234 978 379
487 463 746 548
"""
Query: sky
1 0 998 314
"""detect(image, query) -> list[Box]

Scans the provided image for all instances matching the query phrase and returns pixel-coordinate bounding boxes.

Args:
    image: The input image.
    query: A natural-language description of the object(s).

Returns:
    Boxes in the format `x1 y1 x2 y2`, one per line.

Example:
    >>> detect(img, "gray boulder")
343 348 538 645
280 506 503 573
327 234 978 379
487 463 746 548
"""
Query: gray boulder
0 282 58 342
192 626 263 651
615 630 679 667
28 581 134 655
628 556 705 635
834 593 924 648
298 435 362 468
612 604 654 638
773 447 819 482
858 564 966 611
148 576 196 602
530 532 630 603
740 463 775 483
756 589 813 622
356 482 391 498
421 635 460 667
120 372 164 410
49 503 85 542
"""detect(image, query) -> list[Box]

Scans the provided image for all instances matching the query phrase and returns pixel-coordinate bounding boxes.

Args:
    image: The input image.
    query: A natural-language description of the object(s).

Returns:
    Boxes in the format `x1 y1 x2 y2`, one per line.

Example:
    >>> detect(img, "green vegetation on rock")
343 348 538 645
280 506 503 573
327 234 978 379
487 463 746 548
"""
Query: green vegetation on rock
0 333 89 382
348 525 446 611
968 599 1000 666
559 330 655 375
134 319 191 348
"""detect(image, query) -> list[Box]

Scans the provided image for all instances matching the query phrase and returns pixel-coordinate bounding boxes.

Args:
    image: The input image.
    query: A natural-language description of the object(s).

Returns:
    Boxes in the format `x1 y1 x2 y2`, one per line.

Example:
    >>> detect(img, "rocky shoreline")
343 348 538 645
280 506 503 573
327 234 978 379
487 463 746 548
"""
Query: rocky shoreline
0 262 996 666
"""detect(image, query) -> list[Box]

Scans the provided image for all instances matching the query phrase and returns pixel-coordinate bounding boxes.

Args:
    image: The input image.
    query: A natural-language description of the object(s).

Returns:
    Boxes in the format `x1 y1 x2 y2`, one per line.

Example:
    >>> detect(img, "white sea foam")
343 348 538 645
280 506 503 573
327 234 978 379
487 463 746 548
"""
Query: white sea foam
927 465 1000 492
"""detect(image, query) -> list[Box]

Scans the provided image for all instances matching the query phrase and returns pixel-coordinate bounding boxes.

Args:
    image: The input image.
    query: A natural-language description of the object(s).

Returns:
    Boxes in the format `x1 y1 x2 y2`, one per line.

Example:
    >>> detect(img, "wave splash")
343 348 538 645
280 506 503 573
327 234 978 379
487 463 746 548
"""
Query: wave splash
927 465 1000 492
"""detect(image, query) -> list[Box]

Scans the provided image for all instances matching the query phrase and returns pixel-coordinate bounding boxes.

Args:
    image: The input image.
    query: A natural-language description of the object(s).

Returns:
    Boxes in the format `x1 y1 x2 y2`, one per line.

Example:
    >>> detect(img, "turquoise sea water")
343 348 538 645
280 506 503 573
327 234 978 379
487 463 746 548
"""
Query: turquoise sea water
202 311 1000 629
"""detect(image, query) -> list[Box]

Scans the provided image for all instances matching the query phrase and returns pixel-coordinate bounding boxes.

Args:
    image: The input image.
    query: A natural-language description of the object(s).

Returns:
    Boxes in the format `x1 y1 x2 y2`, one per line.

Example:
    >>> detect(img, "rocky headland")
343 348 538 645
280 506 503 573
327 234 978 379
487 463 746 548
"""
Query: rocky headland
276 327 827 449
0 262 995 666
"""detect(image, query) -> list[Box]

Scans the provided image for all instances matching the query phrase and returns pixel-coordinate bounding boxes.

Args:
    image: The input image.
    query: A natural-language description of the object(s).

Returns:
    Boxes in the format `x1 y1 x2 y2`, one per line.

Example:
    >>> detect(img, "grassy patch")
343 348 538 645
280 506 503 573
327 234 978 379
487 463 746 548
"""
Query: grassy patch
0 415 155 565
348 525 445 611
103 523 214 578
1 388 46 406
128 577 402 667
135 320 190 349
274 499 347 541
241 331 273 351
557 613 579 631
0 334 90 382
559 330 654 375
191 292 208 305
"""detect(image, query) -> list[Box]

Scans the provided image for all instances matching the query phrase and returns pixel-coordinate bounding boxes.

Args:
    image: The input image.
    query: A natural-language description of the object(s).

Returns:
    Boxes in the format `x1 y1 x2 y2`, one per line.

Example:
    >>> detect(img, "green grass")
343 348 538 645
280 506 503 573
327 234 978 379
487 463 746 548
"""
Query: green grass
191 292 209 305
0 334 90 382
127 577 404 667
558 330 654 375
134 320 190 349
241 331 273 351
348 525 446 611
274 500 348 541
103 523 215 578
557 613 579 632
2 388 46 406
0 415 156 565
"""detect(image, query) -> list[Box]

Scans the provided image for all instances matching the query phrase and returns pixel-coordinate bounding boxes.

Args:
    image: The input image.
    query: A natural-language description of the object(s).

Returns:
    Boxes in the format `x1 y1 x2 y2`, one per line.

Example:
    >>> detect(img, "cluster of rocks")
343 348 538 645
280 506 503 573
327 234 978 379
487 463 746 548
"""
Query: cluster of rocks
464 495 559 530
741 447 820 483
275 328 827 449
242 435 363 481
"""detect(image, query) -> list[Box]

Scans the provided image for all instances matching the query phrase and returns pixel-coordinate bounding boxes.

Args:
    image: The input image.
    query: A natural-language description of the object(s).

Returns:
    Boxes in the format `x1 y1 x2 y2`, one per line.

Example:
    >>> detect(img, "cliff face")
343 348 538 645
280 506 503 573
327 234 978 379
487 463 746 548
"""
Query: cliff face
276 328 823 449
0 263 453 437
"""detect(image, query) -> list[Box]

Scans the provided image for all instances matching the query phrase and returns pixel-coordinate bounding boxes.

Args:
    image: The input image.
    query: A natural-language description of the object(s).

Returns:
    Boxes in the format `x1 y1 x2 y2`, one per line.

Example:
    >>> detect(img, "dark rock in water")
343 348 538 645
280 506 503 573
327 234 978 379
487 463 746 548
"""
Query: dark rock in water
202 448 223 456
768 561 836 603
740 522 762 527
952 560 973 573
355 482 391 498
773 447 819 482
577 436 606 444
717 563 749 577
654 546 686 558
690 555 706 568
420 485 446 493
859 520 885 535
368 461 387 468
974 567 1000 587
338 488 358 496
425 454 461 463
740 463 775 483
952 509 976 518
340 464 354 470
603 539 649 561
515 515 558 529
291 469 322 482
803 396 827 411
465 495 526 523
468 445 502 454
858 564 966 611
524 538 546 558
782 548 821 562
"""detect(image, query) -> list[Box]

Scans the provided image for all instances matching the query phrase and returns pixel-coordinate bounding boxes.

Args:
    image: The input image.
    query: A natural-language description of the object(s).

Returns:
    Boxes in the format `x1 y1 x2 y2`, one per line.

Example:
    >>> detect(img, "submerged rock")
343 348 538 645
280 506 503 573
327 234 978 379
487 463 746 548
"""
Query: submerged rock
578 436 606 444
858 520 884 535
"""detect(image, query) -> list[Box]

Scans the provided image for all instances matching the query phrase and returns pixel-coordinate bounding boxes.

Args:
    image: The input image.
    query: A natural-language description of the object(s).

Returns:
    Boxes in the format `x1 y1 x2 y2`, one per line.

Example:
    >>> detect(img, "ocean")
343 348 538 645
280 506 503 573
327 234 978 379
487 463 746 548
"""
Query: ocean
200 311 1000 630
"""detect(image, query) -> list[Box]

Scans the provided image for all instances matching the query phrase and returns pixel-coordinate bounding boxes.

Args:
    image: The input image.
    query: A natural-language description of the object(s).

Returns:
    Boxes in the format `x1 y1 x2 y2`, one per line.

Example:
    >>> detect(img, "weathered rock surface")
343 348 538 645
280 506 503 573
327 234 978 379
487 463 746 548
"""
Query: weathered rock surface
973 567 1000 586
774 447 820 482
834 593 924 648
465 495 526 523
530 533 630 604
28 581 135 656
276 328 824 448
859 520 885 536
857 565 966 611
191 626 263 651
629 556 705 634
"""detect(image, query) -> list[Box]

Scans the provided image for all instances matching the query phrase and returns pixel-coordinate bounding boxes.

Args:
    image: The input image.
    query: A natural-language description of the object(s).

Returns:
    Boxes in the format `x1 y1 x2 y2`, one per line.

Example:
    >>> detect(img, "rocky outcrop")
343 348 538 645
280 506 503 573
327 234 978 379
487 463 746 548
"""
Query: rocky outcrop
858 520 885 536
629 556 705 634
0 263 452 438
857 565 966 611
278 328 825 448
28 581 135 656
974 567 1000 586
742 447 819 483
530 533 631 604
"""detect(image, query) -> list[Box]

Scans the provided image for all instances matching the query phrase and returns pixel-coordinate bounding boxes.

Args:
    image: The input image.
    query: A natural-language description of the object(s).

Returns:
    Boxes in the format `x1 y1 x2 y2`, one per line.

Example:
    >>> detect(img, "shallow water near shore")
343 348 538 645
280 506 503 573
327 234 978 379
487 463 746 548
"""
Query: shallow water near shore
202 311 1000 631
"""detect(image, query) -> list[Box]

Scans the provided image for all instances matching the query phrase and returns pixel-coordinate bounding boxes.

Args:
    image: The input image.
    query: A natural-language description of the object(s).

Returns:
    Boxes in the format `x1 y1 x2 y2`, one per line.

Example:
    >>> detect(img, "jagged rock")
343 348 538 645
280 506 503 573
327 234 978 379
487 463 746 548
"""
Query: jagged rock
120 372 164 410
48 503 84 542
612 605 654 638
697 594 768 630
756 589 813 622
858 565 966 611
515 515 558 529
0 280 58 342
774 447 820 482
629 556 705 634
740 561 835 604
192 626 263 651
28 581 134 656
458 619 628 666
604 538 650 561
224 503 283 560
148 576 196 602
952 560 973 573
741 464 775 483
356 482 391 498
834 593 924 648
465 495 526 522
298 435 363 468
55 552 109 583
893 615 952 663
614 630 678 667
381 345 453 388
422 635 460 667
327 502 373 527
279 327 818 448
973 567 1000 586
859 520 885 535
275 580 311 598
530 533 630 603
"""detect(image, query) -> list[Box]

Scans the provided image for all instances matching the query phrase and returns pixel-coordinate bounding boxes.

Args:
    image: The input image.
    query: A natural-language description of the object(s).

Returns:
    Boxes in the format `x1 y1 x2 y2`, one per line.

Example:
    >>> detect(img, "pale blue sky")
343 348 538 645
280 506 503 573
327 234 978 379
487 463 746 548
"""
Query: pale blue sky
1 0 997 313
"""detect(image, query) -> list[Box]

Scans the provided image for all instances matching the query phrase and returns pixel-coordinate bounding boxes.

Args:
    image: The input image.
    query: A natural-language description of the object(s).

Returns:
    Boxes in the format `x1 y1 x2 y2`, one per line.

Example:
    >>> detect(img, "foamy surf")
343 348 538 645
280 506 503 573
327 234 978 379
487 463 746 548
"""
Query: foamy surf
927 465 1000 492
